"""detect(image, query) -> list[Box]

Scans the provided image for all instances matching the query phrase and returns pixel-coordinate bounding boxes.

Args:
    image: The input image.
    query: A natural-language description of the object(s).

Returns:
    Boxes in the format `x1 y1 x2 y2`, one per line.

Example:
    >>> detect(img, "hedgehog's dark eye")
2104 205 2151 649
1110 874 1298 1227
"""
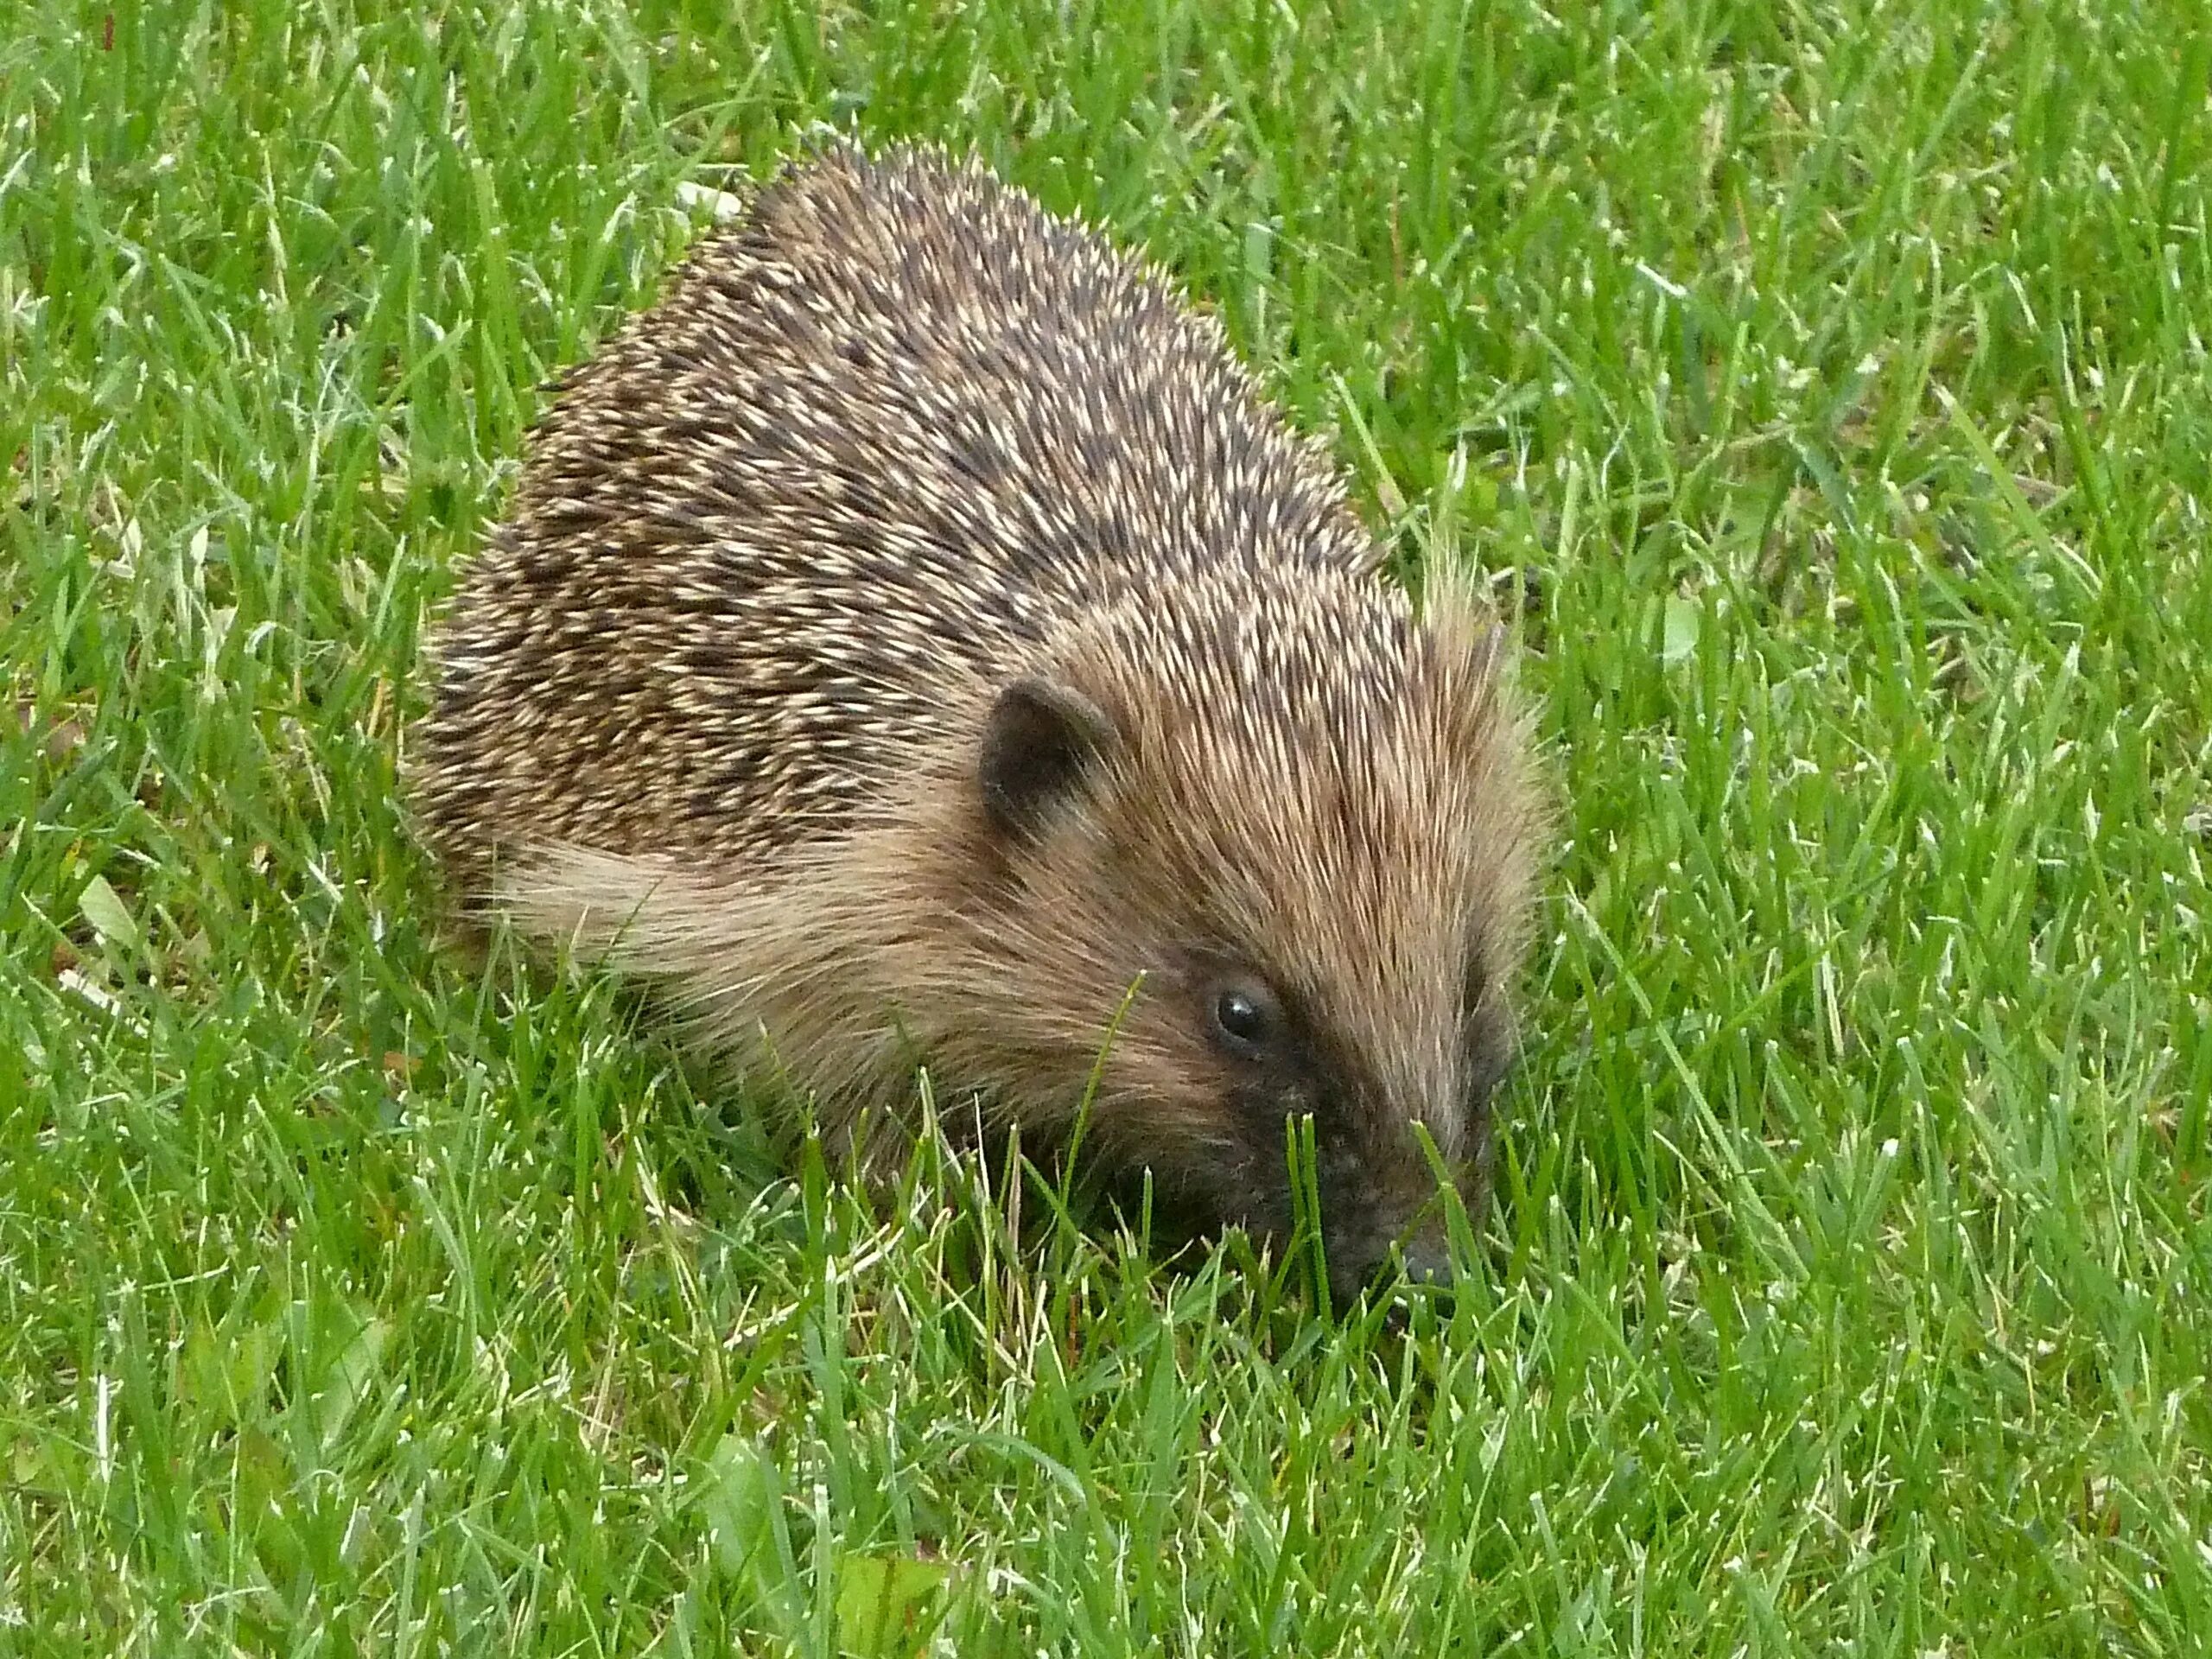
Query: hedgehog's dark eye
1211 982 1280 1053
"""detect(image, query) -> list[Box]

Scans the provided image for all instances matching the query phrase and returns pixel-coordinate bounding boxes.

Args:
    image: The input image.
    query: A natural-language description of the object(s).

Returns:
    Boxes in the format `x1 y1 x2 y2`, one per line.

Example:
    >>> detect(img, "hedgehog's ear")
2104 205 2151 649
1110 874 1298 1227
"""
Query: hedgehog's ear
977 677 1116 840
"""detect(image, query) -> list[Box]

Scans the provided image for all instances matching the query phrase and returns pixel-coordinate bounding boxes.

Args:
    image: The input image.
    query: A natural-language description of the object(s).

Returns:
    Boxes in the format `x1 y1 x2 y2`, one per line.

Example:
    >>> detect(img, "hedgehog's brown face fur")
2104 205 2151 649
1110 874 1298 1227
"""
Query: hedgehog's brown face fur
931 568 1538 1304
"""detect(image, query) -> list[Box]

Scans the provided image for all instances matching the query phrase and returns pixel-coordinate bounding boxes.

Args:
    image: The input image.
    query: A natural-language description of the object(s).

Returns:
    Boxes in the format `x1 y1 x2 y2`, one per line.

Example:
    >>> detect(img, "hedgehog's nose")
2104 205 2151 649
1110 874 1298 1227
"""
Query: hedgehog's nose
1393 1231 1455 1290
1328 1227 1456 1309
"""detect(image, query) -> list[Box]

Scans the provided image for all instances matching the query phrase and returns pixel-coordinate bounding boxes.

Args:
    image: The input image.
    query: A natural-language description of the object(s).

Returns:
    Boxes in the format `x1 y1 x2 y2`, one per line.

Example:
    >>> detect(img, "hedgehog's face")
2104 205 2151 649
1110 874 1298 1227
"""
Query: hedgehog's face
965 575 1539 1306
1126 946 1513 1302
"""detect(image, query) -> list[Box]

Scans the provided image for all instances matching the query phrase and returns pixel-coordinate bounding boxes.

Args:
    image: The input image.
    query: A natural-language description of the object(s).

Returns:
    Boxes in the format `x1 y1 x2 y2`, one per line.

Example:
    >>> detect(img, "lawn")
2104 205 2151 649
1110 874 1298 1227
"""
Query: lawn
4 0 2210 1651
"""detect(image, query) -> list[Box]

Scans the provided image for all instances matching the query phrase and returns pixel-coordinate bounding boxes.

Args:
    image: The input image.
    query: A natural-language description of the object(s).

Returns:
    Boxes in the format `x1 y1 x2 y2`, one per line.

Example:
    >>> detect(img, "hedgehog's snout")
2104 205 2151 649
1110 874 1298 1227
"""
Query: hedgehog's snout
1391 1227 1456 1290
1305 1128 1467 1307
1321 1201 1458 1308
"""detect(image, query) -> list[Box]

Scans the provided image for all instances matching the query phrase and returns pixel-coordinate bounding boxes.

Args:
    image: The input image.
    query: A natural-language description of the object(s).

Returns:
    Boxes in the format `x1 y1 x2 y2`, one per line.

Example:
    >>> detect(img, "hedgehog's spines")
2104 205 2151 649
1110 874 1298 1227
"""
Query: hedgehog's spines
411 140 1545 1303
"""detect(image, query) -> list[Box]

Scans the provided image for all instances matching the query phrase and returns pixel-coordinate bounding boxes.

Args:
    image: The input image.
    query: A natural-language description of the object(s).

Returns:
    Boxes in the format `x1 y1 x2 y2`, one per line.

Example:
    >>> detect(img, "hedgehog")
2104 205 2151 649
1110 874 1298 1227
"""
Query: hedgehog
410 142 1544 1303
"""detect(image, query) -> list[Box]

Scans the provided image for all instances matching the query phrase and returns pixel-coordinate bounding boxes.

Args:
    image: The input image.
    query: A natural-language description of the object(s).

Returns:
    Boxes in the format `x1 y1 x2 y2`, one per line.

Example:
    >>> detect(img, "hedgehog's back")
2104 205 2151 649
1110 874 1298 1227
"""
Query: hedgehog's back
413 143 1376 879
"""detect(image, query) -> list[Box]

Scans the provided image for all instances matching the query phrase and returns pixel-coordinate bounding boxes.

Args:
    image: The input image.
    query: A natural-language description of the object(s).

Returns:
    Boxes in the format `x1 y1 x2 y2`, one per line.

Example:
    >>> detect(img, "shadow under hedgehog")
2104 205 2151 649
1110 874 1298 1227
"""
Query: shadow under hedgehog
410 140 1547 1306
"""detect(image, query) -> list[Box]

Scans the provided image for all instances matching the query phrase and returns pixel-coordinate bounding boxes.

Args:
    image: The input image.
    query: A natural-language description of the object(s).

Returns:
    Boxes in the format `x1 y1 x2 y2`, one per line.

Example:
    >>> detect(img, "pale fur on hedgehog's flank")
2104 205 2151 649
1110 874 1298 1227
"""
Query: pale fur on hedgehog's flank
411 139 1547 1291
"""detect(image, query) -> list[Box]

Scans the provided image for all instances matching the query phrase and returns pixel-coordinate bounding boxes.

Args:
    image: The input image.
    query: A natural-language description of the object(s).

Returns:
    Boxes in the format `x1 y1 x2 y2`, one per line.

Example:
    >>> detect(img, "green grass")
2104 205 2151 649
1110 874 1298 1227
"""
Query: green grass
5 0 2210 1650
